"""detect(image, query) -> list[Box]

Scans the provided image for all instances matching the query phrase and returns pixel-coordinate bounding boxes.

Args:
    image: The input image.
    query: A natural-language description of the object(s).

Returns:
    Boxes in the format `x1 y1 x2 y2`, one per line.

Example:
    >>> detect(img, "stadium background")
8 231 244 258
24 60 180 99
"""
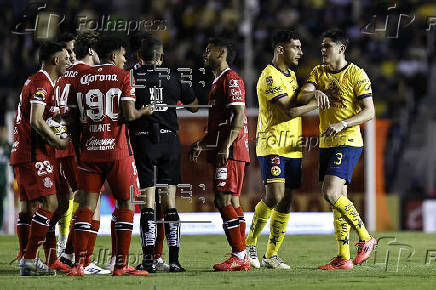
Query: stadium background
0 0 435 236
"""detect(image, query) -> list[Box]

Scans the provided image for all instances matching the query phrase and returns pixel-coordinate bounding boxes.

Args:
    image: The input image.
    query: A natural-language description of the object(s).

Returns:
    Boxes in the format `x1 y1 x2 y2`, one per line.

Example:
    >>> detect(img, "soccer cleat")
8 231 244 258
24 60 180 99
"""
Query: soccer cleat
136 262 156 273
213 254 251 271
103 256 116 272
169 262 186 272
112 266 149 276
20 258 56 276
59 253 74 268
318 257 353 270
154 257 170 271
353 237 377 265
67 264 85 276
57 240 66 256
84 262 111 275
48 259 71 273
261 255 290 269
246 245 260 269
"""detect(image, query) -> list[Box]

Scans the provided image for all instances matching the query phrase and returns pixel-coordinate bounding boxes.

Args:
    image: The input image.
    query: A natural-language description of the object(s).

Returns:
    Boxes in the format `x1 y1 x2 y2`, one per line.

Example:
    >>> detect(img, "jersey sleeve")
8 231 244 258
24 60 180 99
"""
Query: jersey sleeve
120 70 136 101
29 80 50 106
66 76 78 108
305 65 320 89
353 68 373 100
259 71 287 103
224 74 245 107
179 80 196 105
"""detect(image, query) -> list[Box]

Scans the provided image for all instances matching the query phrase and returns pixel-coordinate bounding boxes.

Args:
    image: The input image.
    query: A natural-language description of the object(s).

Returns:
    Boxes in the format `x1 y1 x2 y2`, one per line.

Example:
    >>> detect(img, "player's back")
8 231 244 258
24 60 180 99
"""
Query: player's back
71 64 135 162
10 70 55 165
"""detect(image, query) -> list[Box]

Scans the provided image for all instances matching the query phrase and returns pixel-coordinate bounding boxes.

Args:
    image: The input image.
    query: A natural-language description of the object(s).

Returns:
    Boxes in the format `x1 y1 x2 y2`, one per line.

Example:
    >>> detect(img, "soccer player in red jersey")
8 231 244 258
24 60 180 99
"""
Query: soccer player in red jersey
190 38 250 271
10 41 71 276
67 35 153 276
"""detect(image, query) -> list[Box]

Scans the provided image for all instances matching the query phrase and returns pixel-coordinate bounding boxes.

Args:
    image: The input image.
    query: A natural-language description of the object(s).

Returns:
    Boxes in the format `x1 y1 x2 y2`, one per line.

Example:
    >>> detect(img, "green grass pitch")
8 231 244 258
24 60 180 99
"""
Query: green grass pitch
1 232 436 289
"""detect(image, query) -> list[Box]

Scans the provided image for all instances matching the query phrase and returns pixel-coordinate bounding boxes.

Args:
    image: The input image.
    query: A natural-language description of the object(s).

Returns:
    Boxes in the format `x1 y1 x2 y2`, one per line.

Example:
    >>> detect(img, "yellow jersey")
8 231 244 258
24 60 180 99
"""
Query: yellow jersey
256 64 302 158
306 63 372 148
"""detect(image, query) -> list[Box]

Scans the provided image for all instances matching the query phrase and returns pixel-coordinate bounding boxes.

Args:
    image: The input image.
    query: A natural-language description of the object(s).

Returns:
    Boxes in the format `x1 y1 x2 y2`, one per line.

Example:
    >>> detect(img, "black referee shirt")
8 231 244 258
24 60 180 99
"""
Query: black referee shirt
129 64 196 133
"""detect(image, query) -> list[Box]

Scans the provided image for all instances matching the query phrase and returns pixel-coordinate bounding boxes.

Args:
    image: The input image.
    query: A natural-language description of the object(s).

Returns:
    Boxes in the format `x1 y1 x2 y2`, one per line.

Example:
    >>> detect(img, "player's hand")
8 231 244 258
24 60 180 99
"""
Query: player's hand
141 104 154 116
189 140 204 163
314 90 330 110
53 136 70 150
322 122 346 137
216 146 229 167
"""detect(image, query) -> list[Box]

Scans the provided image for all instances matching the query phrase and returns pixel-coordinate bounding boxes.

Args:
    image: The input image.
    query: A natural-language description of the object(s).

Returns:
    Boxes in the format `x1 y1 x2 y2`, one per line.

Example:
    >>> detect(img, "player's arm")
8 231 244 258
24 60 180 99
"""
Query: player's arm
122 100 154 122
274 93 317 120
216 104 244 167
30 103 69 149
180 80 199 113
189 136 206 163
298 82 330 110
322 97 375 137
185 98 199 113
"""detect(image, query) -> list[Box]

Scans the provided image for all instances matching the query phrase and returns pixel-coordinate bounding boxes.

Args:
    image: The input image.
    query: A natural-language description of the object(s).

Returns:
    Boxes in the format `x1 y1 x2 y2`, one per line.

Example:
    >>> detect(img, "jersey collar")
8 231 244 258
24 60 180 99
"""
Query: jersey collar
212 67 230 84
328 62 349 74
39 68 56 87
271 63 291 77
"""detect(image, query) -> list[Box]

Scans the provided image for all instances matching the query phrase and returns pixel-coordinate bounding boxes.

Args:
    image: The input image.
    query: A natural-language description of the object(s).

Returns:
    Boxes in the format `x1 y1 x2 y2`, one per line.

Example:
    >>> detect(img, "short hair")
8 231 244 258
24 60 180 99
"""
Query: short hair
58 32 76 43
207 37 236 65
75 31 100 60
96 34 127 61
322 29 349 47
139 34 163 61
129 32 152 53
272 30 300 49
39 41 66 63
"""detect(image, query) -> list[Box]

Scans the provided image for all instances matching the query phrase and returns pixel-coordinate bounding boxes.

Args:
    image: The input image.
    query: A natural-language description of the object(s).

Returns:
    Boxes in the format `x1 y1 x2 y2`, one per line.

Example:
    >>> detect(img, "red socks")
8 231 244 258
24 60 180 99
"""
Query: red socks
219 205 245 253
64 217 76 255
73 208 93 265
17 212 31 259
110 208 119 259
234 206 246 243
85 219 100 266
154 208 165 259
44 226 58 264
114 208 134 268
24 208 53 259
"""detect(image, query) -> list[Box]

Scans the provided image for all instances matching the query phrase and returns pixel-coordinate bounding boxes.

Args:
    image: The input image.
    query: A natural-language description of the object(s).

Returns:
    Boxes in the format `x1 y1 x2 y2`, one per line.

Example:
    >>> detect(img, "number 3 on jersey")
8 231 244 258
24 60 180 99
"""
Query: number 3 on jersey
77 88 121 122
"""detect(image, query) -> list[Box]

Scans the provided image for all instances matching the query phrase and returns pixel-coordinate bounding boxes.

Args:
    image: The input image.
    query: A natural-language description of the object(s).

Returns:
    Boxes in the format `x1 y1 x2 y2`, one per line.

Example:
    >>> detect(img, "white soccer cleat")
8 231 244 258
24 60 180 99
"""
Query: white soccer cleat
153 257 170 271
20 258 56 276
84 262 111 275
246 245 260 269
261 255 291 269
103 256 116 272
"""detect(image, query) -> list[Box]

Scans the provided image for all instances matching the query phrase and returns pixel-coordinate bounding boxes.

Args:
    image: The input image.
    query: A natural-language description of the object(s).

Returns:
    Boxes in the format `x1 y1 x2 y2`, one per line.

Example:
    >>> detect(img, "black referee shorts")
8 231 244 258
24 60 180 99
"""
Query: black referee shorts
131 131 181 188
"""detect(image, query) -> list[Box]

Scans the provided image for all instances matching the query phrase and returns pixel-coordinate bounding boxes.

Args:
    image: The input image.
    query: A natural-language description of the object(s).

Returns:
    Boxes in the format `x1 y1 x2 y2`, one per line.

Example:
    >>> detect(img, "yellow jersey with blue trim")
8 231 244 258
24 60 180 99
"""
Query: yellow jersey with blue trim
256 64 302 158
306 62 372 148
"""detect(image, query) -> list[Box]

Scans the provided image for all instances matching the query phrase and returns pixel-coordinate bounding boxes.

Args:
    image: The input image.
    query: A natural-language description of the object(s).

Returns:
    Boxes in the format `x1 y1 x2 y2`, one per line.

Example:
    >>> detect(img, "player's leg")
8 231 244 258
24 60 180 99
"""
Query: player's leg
232 195 245 241
153 196 169 271
60 192 80 267
16 198 37 260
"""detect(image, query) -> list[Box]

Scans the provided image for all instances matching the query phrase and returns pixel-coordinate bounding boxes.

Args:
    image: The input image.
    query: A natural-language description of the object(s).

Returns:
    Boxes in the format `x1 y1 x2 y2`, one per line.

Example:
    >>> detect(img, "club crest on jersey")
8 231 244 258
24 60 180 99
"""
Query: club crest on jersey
266 76 273 86
34 89 47 101
271 166 281 176
43 177 53 188
270 155 280 165
229 79 239 88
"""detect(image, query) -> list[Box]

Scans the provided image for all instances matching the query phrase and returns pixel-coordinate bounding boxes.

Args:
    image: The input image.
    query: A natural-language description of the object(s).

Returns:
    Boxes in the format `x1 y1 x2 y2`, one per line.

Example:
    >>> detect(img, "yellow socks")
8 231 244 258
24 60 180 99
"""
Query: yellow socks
333 208 351 260
246 200 272 246
58 199 74 238
265 210 290 258
334 196 371 242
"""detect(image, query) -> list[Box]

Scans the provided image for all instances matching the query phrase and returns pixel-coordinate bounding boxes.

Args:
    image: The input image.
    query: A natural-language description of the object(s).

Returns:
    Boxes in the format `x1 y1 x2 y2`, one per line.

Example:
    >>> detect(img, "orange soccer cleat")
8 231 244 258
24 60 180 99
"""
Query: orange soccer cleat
112 265 149 276
48 259 71 273
67 264 85 276
213 254 251 272
353 237 377 265
318 257 354 270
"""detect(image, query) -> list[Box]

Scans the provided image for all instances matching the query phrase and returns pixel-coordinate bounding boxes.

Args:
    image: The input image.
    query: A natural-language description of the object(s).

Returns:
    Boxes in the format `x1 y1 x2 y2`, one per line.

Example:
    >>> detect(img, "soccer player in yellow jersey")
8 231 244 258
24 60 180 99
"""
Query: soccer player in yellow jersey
246 30 318 269
300 29 377 270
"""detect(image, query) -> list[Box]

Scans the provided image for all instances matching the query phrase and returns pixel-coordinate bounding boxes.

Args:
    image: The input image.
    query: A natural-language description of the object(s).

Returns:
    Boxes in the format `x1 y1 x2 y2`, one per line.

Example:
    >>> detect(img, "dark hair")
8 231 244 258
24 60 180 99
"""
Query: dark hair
272 30 300 49
129 32 152 53
208 37 236 65
139 34 163 61
322 29 349 47
58 32 76 43
96 34 127 61
39 41 66 63
75 31 100 60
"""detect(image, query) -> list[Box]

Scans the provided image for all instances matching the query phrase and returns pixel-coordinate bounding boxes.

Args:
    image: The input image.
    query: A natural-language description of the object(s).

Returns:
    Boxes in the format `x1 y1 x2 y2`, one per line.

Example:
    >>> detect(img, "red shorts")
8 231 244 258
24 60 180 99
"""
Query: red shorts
213 160 246 196
77 157 140 201
59 156 78 192
15 160 57 201
55 159 71 196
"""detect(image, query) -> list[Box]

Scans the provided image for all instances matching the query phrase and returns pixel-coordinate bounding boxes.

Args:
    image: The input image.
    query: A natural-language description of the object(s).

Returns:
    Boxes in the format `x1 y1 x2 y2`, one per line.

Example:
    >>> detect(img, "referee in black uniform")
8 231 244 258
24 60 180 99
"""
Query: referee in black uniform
130 35 198 273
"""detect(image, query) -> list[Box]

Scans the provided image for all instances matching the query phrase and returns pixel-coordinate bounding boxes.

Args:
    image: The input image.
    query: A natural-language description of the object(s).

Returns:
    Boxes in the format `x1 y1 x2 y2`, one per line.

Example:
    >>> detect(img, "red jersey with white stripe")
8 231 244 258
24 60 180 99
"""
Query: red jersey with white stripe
206 68 250 163
54 62 91 159
69 64 135 162
10 70 56 165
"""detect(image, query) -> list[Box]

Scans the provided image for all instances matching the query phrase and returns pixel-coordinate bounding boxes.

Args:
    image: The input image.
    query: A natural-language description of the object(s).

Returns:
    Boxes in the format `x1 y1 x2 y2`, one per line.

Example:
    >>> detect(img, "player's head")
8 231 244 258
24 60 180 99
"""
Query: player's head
139 34 163 65
75 31 100 65
203 37 236 69
130 32 152 64
321 29 349 65
272 30 303 66
58 32 77 64
39 41 70 76
96 34 127 69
